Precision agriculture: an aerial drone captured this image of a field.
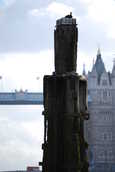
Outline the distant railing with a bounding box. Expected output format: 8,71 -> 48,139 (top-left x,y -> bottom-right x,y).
0,91 -> 43,105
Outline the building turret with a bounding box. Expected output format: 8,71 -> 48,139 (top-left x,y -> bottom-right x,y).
100,70 -> 111,87
86,49 -> 115,172
94,48 -> 106,83
111,60 -> 115,86
82,64 -> 86,76
112,60 -> 115,74
88,65 -> 97,89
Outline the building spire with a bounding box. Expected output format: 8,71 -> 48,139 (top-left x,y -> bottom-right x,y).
112,58 -> 115,74
91,49 -> 106,84
113,58 -> 115,66
97,47 -> 101,56
82,63 -> 86,76
93,58 -> 95,67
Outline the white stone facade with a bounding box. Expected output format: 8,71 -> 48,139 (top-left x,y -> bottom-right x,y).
86,49 -> 115,172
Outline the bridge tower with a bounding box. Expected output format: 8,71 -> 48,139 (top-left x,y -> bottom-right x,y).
40,14 -> 89,172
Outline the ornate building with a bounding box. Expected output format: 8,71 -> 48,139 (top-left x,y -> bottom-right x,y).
86,49 -> 115,172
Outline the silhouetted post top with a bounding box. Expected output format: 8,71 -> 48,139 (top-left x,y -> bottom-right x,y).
54,14 -> 78,74
56,15 -> 76,26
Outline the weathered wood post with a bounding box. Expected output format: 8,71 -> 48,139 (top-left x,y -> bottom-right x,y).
40,14 -> 89,172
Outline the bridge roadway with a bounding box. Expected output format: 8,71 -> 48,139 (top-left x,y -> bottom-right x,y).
0,91 -> 43,105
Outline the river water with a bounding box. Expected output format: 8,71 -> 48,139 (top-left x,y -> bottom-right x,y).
0,105 -> 44,171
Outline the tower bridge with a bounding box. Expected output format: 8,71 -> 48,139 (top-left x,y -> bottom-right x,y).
0,91 -> 43,105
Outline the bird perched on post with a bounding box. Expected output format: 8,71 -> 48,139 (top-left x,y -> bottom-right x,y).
65,12 -> 72,18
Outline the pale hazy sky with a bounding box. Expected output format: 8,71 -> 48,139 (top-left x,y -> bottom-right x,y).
0,0 -> 115,171
0,105 -> 44,171
0,0 -> 115,91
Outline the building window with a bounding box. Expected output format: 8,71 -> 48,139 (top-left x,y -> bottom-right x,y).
103,133 -> 107,140
109,92 -> 111,96
103,112 -> 112,121
102,79 -> 107,86
103,132 -> 112,141
103,91 -> 107,99
107,150 -> 113,160
104,115 -> 110,121
98,151 -> 105,161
